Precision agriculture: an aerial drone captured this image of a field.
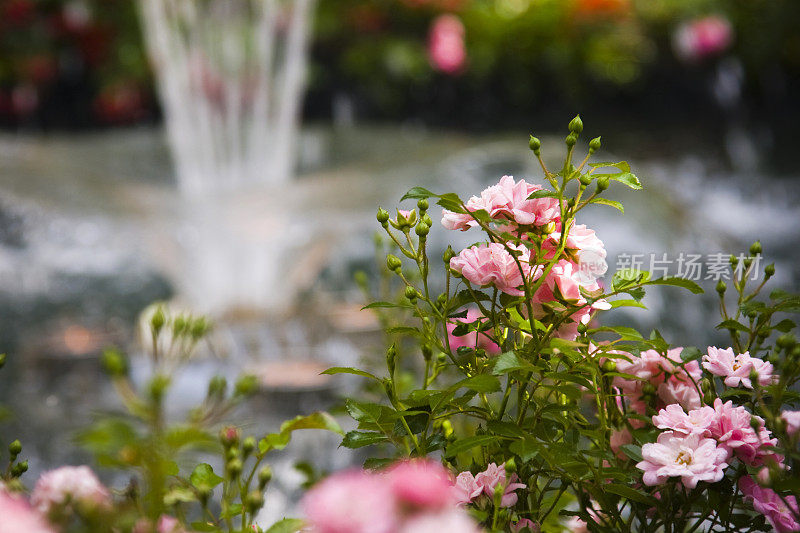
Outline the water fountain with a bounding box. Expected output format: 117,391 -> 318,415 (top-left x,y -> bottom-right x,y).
137,0 -> 316,314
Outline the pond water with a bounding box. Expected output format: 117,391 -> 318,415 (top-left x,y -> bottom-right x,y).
0,124 -> 797,525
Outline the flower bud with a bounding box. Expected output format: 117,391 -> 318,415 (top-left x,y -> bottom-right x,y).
226,458 -> 243,478
387,254 -> 402,273
405,285 -> 418,301
601,360 -> 616,373
750,416 -> 762,432
207,375 -> 227,398
417,199 -> 429,211
190,316 -> 211,340
569,115 -> 583,134
242,436 -> 256,457
101,348 -> 128,378
579,174 -> 592,187
700,378 -> 715,398
12,460 -> 28,477
749,369 -> 760,387
220,427 -> 240,449
565,133 -> 577,147
443,246 -> 455,264
729,254 -> 738,266
437,352 -> 447,364
716,280 -> 726,296
387,344 -> 398,377
246,490 -> 265,513
442,419 -> 454,439
234,374 -> 258,397
641,383 -> 656,397
150,306 -> 166,335
577,322 -> 588,335
542,221 -> 557,234
148,375 -> 170,404
777,334 -> 796,351
421,344 -> 433,361
422,213 -> 433,227
529,135 -> 541,155
8,440 -> 22,458
415,222 -> 429,237
596,176 -> 609,192
377,208 -> 390,225
765,263 -> 775,278
226,447 -> 239,461
750,241 -> 762,255
589,136 -> 601,153
258,466 -> 273,489
504,458 -> 517,474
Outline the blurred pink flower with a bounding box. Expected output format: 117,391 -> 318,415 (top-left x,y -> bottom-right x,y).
302,470 -> 397,533
386,459 -> 456,510
447,308 -> 502,355
397,509 -> 482,533
781,410 -> 800,437
739,475 -> 800,533
610,428 -> 633,459
673,15 -> 733,62
564,516 -> 588,533
31,465 -> 111,516
428,15 -> 466,74
636,431 -> 728,489
450,242 -> 529,296
511,518 -> 539,532
0,492 -> 55,533
702,346 -> 775,389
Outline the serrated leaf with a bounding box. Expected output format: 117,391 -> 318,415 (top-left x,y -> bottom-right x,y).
190,463 -> 223,491
492,352 -> 536,375
609,299 -> 647,309
589,198 -> 624,213
715,319 -> 751,333
445,435 -> 497,457
341,430 -> 387,449
400,186 -> 435,201
646,277 -> 704,294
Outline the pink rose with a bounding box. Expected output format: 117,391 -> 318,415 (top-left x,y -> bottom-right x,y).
739,476 -> 800,533
702,347 -> 775,389
637,431 -> 728,489
781,410 -> 800,437
398,509 -> 482,533
450,242 -> 530,296
0,492 -> 55,533
31,465 -> 111,516
610,428 -> 633,459
564,516 -> 588,533
441,176 -> 560,231
708,399 -> 779,466
428,15 -> 466,74
547,224 -> 608,284
447,308 -> 502,355
386,459 -> 456,510
652,404 -> 716,436
302,470 -> 397,533
511,518 -> 540,532
453,471 -> 482,505
474,463 -> 526,508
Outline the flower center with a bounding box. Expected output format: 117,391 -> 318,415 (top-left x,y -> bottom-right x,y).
675,451 -> 692,465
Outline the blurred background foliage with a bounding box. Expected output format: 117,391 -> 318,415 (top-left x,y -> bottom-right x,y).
1,0 -> 799,131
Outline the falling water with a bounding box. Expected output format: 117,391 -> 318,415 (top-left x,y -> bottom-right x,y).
138,0 -> 314,195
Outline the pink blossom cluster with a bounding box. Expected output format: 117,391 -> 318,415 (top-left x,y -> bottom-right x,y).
781,410 -> 800,438
702,346 -> 776,389
613,348 -> 703,419
454,462 -> 526,508
638,398 -> 783,489
133,516 -> 191,533
673,15 -> 733,62
446,308 -> 502,355
0,491 -> 56,533
442,176 -> 609,341
739,476 -> 800,533
428,14 -> 467,74
302,459 -> 481,533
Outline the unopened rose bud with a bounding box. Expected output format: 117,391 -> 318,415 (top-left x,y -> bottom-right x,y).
750,241 -> 762,255
415,222 -> 429,237
744,257 -> 753,269
387,254 -> 402,273
529,135 -> 541,155
12,460 -> 28,476
601,360 -> 616,373
246,490 -> 265,513
148,375 -> 170,403
504,458 -> 517,474
716,280 -> 726,295
258,466 -> 273,489
226,447 -> 239,461
443,246 -> 455,264
749,369 -> 760,387
421,344 -> 433,361
242,436 -> 256,457
542,222 -> 557,234
569,115 -> 583,134
589,136 -> 601,153
190,317 -> 210,340
642,383 -> 656,397
729,254 -> 738,266
234,374 -> 258,397
442,419 -> 454,439
220,427 -> 240,448
596,176 -> 609,192
377,208 -> 390,225
437,352 -> 447,364
101,348 -> 128,378
577,323 -> 588,335
750,417 -> 762,432
417,199 -> 429,211
422,213 -> 433,227
565,133 -> 577,147
579,174 -> 592,186
387,344 -> 398,377
207,375 -> 227,398
765,263 -> 775,278
8,440 -> 21,457
405,285 -> 418,301
227,458 -> 243,478
150,306 -> 166,335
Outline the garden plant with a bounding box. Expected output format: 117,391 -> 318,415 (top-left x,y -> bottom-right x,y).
1,117 -> 799,532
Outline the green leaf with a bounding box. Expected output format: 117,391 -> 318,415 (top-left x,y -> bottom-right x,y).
453,374 -> 501,393
646,277 -> 704,294
594,172 -> 641,189
589,198 -> 624,213
400,186 -> 435,201
619,444 -> 642,462
220,503 -> 243,518
603,483 -> 658,506
361,301 -> 413,310
341,430 -> 387,449
445,435 -> 497,457
279,412 -> 343,436
321,367 -> 380,381
190,463 -> 224,492
715,319 -> 751,334
265,518 -> 306,533
609,299 -> 647,309
492,352 -> 536,375
190,522 -> 219,532
590,161 -> 631,173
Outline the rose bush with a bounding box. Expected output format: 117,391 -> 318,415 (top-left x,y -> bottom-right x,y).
0,117 -> 798,532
